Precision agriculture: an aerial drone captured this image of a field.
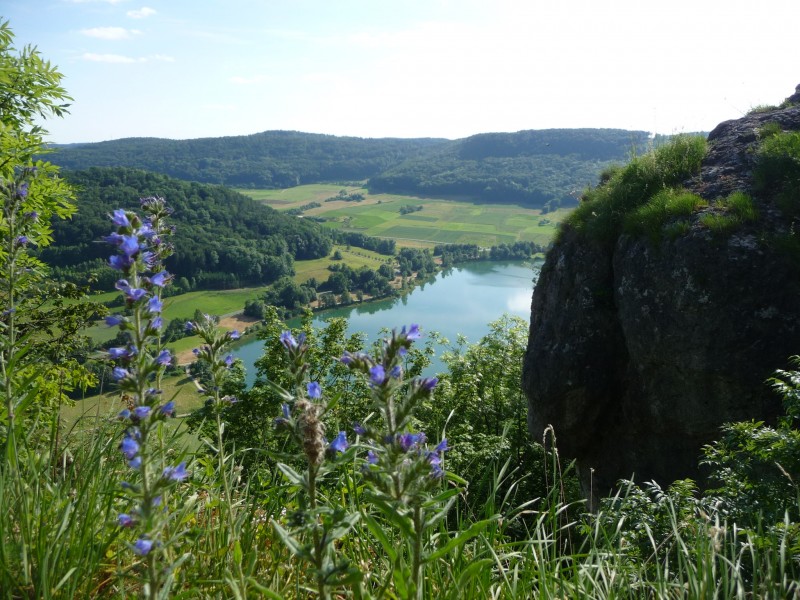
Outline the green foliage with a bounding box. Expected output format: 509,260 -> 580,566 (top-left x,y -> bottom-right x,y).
758,121 -> 783,140
370,128 -> 653,208
563,134 -> 708,245
754,130 -> 800,217
624,188 -> 707,244
698,191 -> 758,237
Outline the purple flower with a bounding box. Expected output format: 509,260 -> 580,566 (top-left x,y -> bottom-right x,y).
279,330 -> 297,350
340,353 -> 354,365
224,354 -> 234,367
150,270 -> 170,287
229,329 -> 241,340
150,316 -> 163,330
111,209 -> 130,228
125,287 -> 146,302
163,461 -> 189,482
282,403 -> 291,419
147,296 -> 163,314
107,347 -> 129,360
369,365 -> 386,386
16,182 -> 28,198
106,314 -> 124,327
119,235 -> 139,257
103,232 -> 124,246
367,450 -> 379,465
192,348 -> 200,356
329,431 -> 349,453
117,513 -> 135,528
398,347 -> 408,357
15,235 -> 28,246
108,254 -> 130,271
435,439 -> 448,453
185,321 -> 195,333
133,406 -> 151,419
160,401 -> 175,417
156,350 -> 172,366
353,422 -> 366,436
128,456 -> 142,469
132,538 -> 153,556
420,377 -> 438,391
120,436 -> 139,460
390,365 -> 402,379
307,381 -> 321,399
118,408 -> 131,420
112,367 -> 130,381
402,324 -> 421,341
398,432 -> 426,452
24,210 -> 38,221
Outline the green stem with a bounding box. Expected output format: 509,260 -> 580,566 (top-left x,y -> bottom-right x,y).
412,504 -> 423,600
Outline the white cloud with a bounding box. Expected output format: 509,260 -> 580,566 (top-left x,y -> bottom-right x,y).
80,53 -> 174,63
81,52 -> 136,63
80,27 -> 142,40
127,7 -> 156,19
67,0 -> 127,4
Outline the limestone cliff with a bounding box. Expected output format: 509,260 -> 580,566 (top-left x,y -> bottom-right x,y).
523,85 -> 800,499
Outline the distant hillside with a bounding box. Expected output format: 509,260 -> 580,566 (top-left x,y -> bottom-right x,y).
42,167 -> 334,291
48,128 -> 655,209
368,129 -> 652,209
48,131 -> 447,188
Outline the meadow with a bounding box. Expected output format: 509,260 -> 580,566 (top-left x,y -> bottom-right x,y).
242,185 -> 570,249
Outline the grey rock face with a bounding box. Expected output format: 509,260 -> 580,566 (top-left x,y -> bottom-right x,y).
523,88 -> 800,500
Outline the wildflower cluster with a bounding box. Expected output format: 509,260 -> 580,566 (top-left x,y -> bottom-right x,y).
104,198 -> 189,593
271,329 -> 361,597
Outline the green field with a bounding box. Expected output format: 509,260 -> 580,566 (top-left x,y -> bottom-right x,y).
241,185 -> 571,248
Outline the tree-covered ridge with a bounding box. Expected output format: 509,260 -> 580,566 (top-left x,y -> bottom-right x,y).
48,128 -> 659,209
42,167 -> 334,289
50,131 -> 447,188
368,128 -> 653,209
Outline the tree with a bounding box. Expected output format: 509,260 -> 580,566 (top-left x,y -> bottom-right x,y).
0,20 -> 97,456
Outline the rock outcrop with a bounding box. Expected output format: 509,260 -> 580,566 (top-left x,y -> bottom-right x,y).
523,86 -> 800,499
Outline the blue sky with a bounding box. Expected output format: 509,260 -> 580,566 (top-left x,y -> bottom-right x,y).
4,0 -> 799,143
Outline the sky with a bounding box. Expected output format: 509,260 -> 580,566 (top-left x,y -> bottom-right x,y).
4,0 -> 799,144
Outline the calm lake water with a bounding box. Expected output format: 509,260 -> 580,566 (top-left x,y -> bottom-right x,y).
235,260 -> 541,384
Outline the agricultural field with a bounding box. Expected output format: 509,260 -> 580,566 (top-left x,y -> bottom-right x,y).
241,185 -> 571,248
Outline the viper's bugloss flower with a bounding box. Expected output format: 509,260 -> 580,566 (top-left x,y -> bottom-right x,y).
369,365 -> 386,386
162,462 -> 189,482
106,314 -> 124,327
282,403 -> 291,419
224,353 -> 234,367
24,210 -> 38,221
160,401 -> 175,417
119,235 -> 140,257
15,235 -> 28,246
118,513 -> 135,528
307,381 -> 321,399
398,432 -> 426,452
128,456 -> 142,469
402,323 -> 421,341
132,538 -> 153,556
435,439 -> 448,453
185,321 -> 194,333
120,436 -> 139,460
353,422 -> 366,436
229,329 -> 240,340
420,377 -> 438,391
112,367 -> 130,381
111,209 -> 130,228
133,406 -> 151,420
367,450 -> 379,465
107,347 -> 129,360
280,330 -> 297,350
147,296 -> 163,314
156,350 -> 172,366
109,254 -> 131,271
329,431 -> 349,453
151,316 -> 163,331
118,408 -> 131,420
390,365 -> 402,379
150,270 -> 170,287
126,288 -> 147,302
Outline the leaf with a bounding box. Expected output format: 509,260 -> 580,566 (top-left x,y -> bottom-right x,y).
424,516 -> 499,562
277,463 -> 305,486
361,512 -> 397,562
271,521 -> 310,560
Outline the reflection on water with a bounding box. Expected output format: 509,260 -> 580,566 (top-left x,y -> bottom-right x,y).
235,261 -> 538,384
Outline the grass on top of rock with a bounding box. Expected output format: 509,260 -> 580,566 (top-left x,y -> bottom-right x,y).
755,130 -> 800,218
624,188 -> 707,245
562,134 -> 707,245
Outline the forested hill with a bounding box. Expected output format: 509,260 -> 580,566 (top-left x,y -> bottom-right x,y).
367,128 -> 652,209
49,131 -> 447,188
41,167 -> 334,290
49,128 -> 655,209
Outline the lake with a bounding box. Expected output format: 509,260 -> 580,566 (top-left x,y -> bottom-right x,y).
235,260 -> 541,384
